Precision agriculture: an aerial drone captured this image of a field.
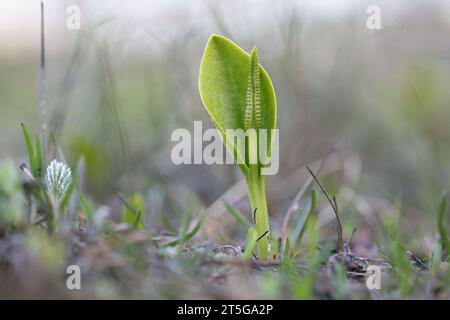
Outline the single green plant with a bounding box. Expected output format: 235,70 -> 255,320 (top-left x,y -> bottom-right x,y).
199,35 -> 277,258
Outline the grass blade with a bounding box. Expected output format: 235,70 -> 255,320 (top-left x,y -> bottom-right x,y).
223,201 -> 251,229
21,123 -> 35,176
80,194 -> 94,224
163,214 -> 204,247
283,237 -> 291,260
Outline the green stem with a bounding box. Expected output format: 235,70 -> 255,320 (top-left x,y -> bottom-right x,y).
245,164 -> 270,259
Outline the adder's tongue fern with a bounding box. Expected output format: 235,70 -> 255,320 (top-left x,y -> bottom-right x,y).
199,35 -> 277,259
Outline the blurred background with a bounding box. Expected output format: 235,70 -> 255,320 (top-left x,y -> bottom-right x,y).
1,0 -> 450,256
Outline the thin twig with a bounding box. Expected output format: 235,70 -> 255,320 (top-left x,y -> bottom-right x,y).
20,163 -> 35,181
306,165 -> 344,253
333,195 -> 338,212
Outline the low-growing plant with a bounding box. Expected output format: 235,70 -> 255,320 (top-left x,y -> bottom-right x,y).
199,35 -> 277,258
20,123 -> 77,232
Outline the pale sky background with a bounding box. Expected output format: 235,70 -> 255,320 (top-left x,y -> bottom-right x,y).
0,0 -> 449,56
0,0 -> 423,51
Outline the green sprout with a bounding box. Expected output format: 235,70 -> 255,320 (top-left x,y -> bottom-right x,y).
199,35 -> 277,258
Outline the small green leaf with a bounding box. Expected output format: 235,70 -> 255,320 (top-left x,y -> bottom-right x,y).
21,123 -> 35,176
223,201 -> 251,229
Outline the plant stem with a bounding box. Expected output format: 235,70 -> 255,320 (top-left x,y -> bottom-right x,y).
40,1 -> 47,150
245,164 -> 270,259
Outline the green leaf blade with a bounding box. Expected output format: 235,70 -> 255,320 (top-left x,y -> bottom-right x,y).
199,35 -> 277,166
223,201 -> 252,229
21,123 -> 35,176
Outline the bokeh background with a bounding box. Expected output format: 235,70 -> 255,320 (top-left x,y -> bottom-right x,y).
1,0 -> 450,269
